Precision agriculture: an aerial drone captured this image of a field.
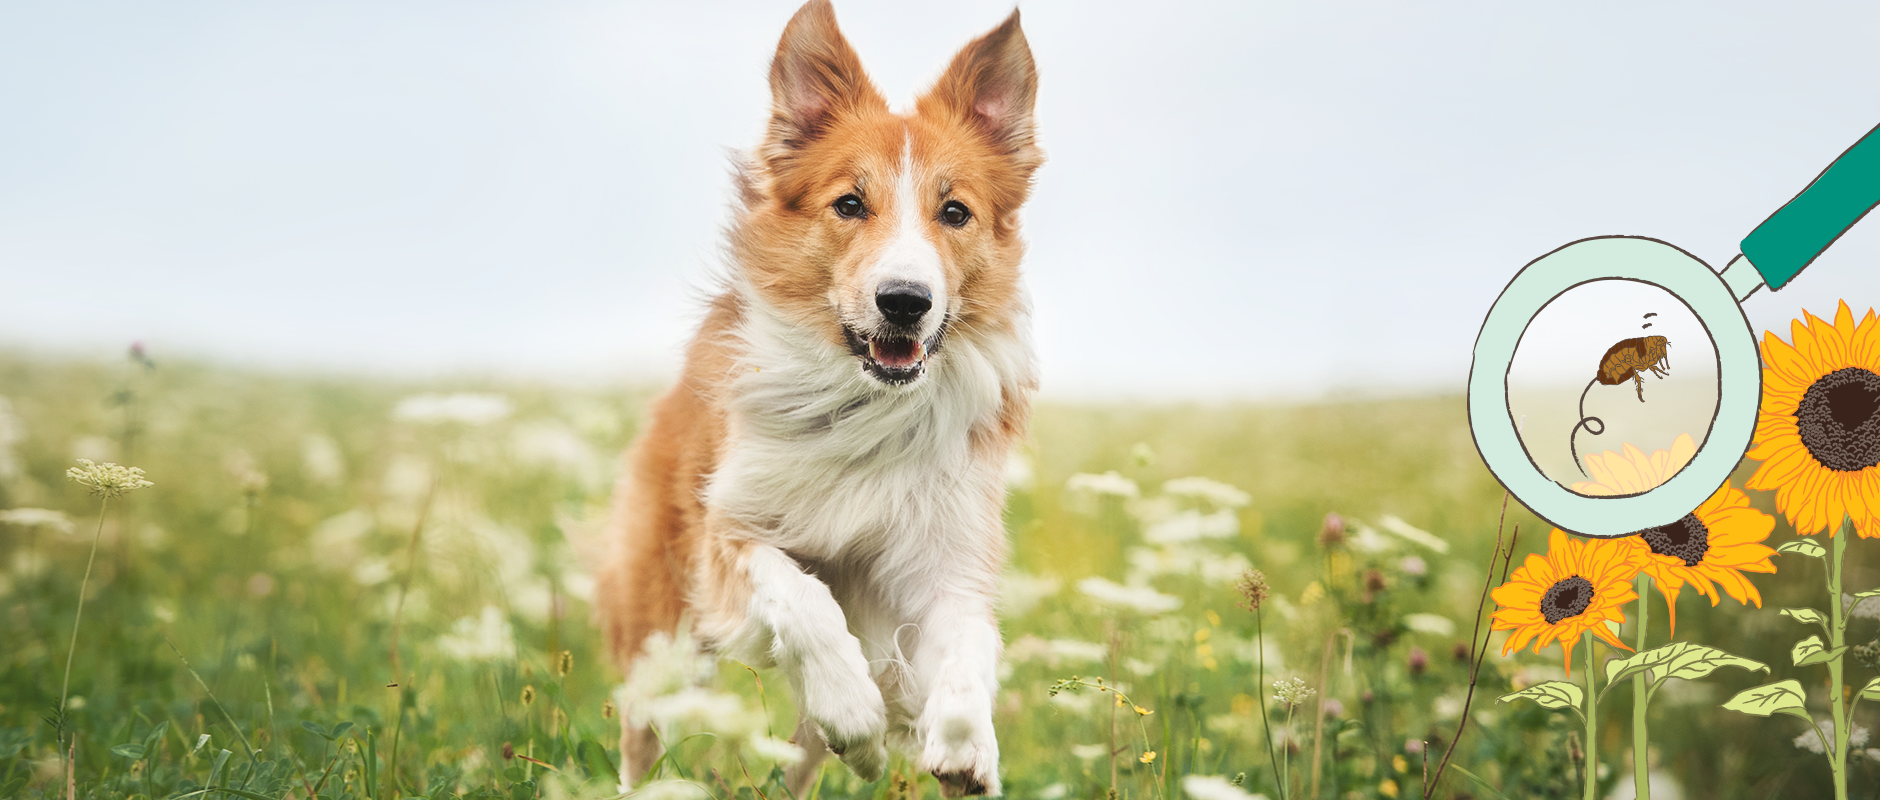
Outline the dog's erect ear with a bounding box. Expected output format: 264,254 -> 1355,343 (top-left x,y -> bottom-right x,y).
920,10 -> 1039,160
767,0 -> 884,152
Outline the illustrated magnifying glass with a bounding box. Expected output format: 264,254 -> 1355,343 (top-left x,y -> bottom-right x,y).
1470,123 -> 1880,538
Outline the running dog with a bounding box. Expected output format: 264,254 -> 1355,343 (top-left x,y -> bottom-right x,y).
593,1 -> 1041,795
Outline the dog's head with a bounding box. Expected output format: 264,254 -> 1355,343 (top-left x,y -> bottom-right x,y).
732,0 -> 1041,388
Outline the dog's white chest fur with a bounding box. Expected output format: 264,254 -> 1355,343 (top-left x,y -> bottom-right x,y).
706,301 -> 1031,573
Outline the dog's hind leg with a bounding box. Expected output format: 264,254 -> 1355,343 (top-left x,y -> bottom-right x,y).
783,715 -> 832,795
617,719 -> 661,792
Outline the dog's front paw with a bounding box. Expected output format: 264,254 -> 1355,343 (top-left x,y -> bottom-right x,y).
801,655 -> 888,782
918,689 -> 1000,796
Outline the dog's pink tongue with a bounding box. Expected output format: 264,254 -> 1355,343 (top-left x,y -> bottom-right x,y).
869,339 -> 922,368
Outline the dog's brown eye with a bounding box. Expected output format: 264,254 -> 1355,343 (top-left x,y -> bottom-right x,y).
833,194 -> 867,219
941,200 -> 971,228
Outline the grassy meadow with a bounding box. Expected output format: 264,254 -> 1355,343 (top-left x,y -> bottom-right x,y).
0,350 -> 1875,799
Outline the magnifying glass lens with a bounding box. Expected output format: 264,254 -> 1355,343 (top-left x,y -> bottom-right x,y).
1505,279 -> 1721,493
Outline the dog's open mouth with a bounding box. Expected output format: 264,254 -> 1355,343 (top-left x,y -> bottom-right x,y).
845,326 -> 942,385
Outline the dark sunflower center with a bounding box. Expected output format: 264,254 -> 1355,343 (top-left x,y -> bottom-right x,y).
1638,513 -> 1710,567
1540,575 -> 1595,625
1796,367 -> 1880,472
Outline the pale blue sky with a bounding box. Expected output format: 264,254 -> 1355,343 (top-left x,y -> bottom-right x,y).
2,1 -> 1877,399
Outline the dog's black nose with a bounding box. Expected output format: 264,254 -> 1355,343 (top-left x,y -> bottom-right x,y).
875,281 -> 932,327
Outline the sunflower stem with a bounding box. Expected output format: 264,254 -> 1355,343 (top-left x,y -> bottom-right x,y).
1632,572 -> 1650,800
1829,518 -> 1851,800
1584,631 -> 1598,800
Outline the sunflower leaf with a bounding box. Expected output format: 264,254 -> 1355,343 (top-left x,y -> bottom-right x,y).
1861,677 -> 1880,702
1780,608 -> 1829,632
1778,539 -> 1826,558
1498,681 -> 1584,718
1721,680 -> 1811,719
1854,588 -> 1880,599
1605,643 -> 1689,685
1792,635 -> 1849,667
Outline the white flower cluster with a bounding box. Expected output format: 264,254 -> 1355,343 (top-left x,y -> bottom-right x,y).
1181,774 -> 1270,800
613,626 -> 803,778
1078,576 -> 1182,615
1065,471 -> 1140,500
392,393 -> 513,426
1796,721 -> 1870,755
435,606 -> 515,661
66,459 -> 154,499
1271,676 -> 1315,707
0,508 -> 75,536
1161,477 -> 1251,509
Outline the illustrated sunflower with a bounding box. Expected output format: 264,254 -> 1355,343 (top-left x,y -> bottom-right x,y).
1613,480 -> 1778,634
1745,301 -> 1880,537
1572,433 -> 1698,497
1492,529 -> 1644,673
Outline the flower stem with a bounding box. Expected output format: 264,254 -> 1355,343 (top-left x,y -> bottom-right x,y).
1829,518 -> 1851,800
1257,610 -> 1284,799
59,498 -> 110,792
1584,631 -> 1598,800
1633,572 -> 1651,800
1283,704 -> 1296,800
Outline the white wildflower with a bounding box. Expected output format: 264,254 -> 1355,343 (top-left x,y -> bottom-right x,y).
1125,658 -> 1158,676
1065,471 -> 1139,499
1050,691 -> 1096,714
302,434 -> 347,485
1272,677 -> 1314,707
1070,743 -> 1109,763
1399,555 -> 1428,576
152,603 -> 176,623
745,734 -> 805,766
1037,783 -> 1070,800
1347,523 -> 1394,553
641,687 -> 764,739
1079,576 -> 1181,615
1007,635 -> 1108,666
627,780 -> 711,800
514,422 -> 602,489
1181,774 -> 1269,800
999,571 -> 1062,616
1844,594 -> 1880,621
616,627 -> 718,717
65,459 -> 153,498
1377,514 -> 1450,553
1433,690 -> 1467,721
392,393 -> 512,426
435,606 -> 514,661
1004,451 -> 1036,492
1796,721 -> 1833,754
224,450 -> 268,493
1162,477 -> 1251,509
1144,509 -> 1239,544
1404,613 -> 1456,636
352,558 -> 394,586
0,508 -> 75,536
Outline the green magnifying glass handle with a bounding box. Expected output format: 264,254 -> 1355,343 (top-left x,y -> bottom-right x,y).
1740,121 -> 1880,290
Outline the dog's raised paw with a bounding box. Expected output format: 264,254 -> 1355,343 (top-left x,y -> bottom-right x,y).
934,770 -> 990,797
827,735 -> 888,783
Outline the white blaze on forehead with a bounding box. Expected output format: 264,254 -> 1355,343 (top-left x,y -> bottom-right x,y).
865,134 -> 947,334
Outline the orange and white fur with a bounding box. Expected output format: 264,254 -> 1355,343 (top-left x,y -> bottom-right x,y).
592,2 -> 1039,795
